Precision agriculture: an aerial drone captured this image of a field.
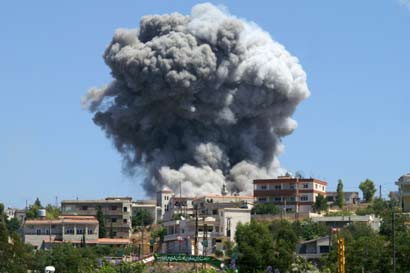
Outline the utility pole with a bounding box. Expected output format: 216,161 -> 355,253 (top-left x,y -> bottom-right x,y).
392,208 -> 396,273
194,205 -> 198,256
226,217 -> 232,242
203,223 -> 208,256
337,237 -> 345,273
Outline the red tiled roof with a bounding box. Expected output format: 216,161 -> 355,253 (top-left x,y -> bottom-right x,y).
25,215 -> 98,225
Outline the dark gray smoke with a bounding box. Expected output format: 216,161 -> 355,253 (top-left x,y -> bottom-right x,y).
82,3 -> 310,196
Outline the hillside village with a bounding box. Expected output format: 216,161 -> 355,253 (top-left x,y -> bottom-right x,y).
2,173 -> 409,272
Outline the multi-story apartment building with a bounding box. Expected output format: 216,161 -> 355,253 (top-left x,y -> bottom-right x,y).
396,173 -> 410,212
61,197 -> 132,239
23,215 -> 130,249
24,215 -> 99,249
253,175 -> 327,213
161,194 -> 253,254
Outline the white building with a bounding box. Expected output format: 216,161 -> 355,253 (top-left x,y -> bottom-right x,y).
160,193 -> 253,255
311,215 -> 381,232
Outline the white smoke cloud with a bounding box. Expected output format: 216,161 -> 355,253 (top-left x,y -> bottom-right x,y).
83,3 -> 310,196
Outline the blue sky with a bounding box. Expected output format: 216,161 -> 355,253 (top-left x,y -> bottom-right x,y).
1,1 -> 409,208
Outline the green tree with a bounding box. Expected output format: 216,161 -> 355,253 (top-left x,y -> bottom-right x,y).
33,243 -> 97,273
312,194 -> 328,213
25,198 -> 44,219
336,179 -> 344,208
359,178 -> 376,202
97,206 -> 106,238
151,226 -> 166,244
0,203 -> 33,273
292,220 -> 328,240
236,221 -> 276,272
324,223 -> 390,273
45,204 -> 61,219
132,209 -> 153,227
6,217 -> 21,233
251,203 -> 280,215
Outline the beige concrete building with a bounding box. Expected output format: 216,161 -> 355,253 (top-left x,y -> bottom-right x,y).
254,175 -> 327,213
24,215 -> 99,249
61,197 -> 132,238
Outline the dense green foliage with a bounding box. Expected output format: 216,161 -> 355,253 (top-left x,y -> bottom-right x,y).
97,205 -> 106,238
132,209 -> 154,227
0,203 -> 34,273
236,221 -> 277,272
312,194 -> 328,213
359,178 -> 377,202
251,202 -> 281,215
336,179 -> 344,208
24,198 -> 61,220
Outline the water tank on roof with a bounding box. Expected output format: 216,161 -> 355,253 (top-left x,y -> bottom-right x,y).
37,209 -> 46,218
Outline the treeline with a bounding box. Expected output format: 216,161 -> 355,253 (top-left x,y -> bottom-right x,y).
236,198 -> 410,273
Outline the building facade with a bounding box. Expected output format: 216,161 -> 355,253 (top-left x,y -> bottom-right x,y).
396,173 -> 410,212
326,192 -> 359,205
161,194 -> 253,255
296,236 -> 331,260
132,199 -> 161,224
61,197 -> 132,238
24,215 -> 99,249
253,176 -> 327,213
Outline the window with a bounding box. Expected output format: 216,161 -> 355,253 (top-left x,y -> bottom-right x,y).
111,218 -> 117,223
36,229 -> 41,235
65,228 -> 74,235
111,206 -> 118,210
261,185 -> 267,190
77,228 -> 85,235
301,195 -> 308,201
315,184 -> 318,189
274,197 -> 281,202
275,185 -> 281,190
258,197 -> 267,202
123,219 -> 127,224
320,246 -> 330,253
212,209 -> 218,215
81,206 -> 88,211
290,184 -> 295,190
303,184 -> 309,189
51,225 -> 56,229
123,207 -> 128,212
88,229 -> 93,235
46,229 -> 50,235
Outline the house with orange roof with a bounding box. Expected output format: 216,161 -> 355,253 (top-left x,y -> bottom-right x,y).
23,215 -> 129,249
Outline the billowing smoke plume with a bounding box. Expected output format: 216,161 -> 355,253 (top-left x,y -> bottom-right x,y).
83,3 -> 310,196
